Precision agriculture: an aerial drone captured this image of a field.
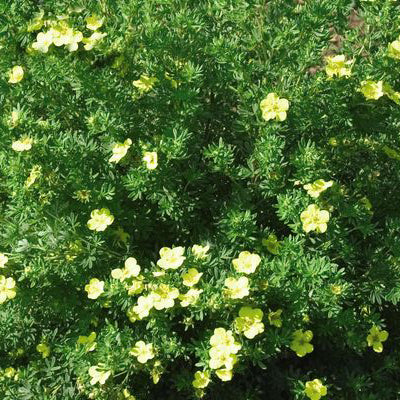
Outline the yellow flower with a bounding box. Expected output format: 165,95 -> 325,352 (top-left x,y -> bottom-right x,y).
215,368 -> 233,381
152,284 -> 180,310
109,139 -> 132,163
182,268 -> 203,287
367,325 -> 388,353
127,276 -> 145,296
210,328 -> 241,354
86,15 -> 104,31
25,165 -> 41,188
290,329 -> 314,357
304,379 -> 327,400
12,137 -> 33,152
48,22 -> 72,47
87,208 -> 114,231
84,278 -> 104,299
300,204 -> 330,234
121,388 -> 136,400
360,80 -> 384,100
268,309 -> 283,328
77,332 -> 97,352
111,257 -> 141,281
262,234 -> 281,255
4,367 -> 16,379
133,75 -> 157,92
331,284 -> 342,295
65,30 -> 83,52
224,276 -> 249,299
179,288 -> 203,307
235,306 -> 264,339
36,343 -> 50,358
192,371 -> 210,389
388,38 -> 400,60
82,31 -> 107,50
143,151 -> 158,170
192,244 -> 210,259
209,348 -> 238,370
0,253 -> 8,268
303,179 -> 333,198
88,365 -> 111,385
157,246 -> 185,270
232,251 -> 261,274
129,294 -> 155,320
32,31 -> 54,53
8,66 -> 24,84
0,275 -> 16,304
325,55 -> 352,78
259,93 -> 289,122
130,341 -> 155,363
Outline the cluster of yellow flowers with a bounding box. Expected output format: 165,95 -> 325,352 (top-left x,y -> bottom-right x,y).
31,15 -> 106,53
207,328 -> 241,382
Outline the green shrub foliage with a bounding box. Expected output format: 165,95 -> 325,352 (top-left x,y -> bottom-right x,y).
1,0 -> 400,399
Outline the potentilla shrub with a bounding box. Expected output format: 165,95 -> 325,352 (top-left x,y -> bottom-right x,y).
1,0 -> 400,399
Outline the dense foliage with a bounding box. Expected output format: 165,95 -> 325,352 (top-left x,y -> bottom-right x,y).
1,0 -> 400,398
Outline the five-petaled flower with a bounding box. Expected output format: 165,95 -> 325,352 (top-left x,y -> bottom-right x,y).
360,80 -> 384,100
259,93 -> 289,122
85,278 -> 105,299
290,329 -> 314,357
8,66 -> 24,83
367,325 -> 388,353
304,379 -> 328,400
87,208 -> 114,231
325,55 -> 352,78
88,365 -> 111,385
130,341 -> 155,363
300,204 -> 330,233
234,306 -> 265,339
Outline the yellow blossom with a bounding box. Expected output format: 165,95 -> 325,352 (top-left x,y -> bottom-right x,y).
259,93 -> 289,122
325,55 -> 352,78
130,341 -> 155,363
182,268 -> 203,287
129,294 -> 155,320
192,371 -> 210,388
367,325 -> 388,353
215,368 -> 233,381
268,309 -> 283,328
179,288 -> 203,307
8,66 -> 24,84
86,15 -> 104,31
133,75 -> 157,92
12,137 -> 33,152
290,329 -> 314,357
235,306 -> 264,339
157,246 -> 185,270
87,208 -> 114,231
232,251 -> 261,274
143,151 -> 158,170
224,276 -> 249,299
36,343 -> 50,358
0,253 -> 8,268
111,257 -> 141,281
88,365 -> 111,385
109,139 -> 132,163
305,379 -> 327,400
152,284 -> 180,310
84,278 -> 104,299
303,179 -> 333,198
360,80 -> 384,100
127,276 -> 145,296
331,284 -> 342,295
388,37 -> 400,60
65,30 -> 83,52
209,348 -> 237,370
300,204 -> 330,234
121,388 -> 136,400
4,367 -> 16,379
192,244 -> 210,259
32,31 -> 54,53
210,328 -> 241,354
0,275 -> 16,304
77,332 -> 97,352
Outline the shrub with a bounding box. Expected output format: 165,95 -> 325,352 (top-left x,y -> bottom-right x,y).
1,0 -> 400,399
